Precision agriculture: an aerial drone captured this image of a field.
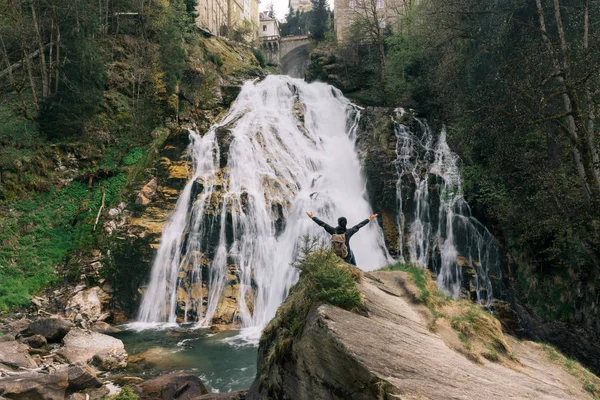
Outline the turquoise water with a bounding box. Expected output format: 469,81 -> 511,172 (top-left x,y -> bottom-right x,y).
111,326 -> 257,393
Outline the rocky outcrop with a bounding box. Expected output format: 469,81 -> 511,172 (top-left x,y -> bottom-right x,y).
133,372 -> 208,399
248,271 -> 598,399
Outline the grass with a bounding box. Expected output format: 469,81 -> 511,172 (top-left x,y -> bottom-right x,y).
382,262 -> 516,364
0,174 -> 128,310
539,344 -> 600,398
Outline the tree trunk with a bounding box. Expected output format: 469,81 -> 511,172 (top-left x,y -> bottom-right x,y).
535,0 -> 596,201
30,0 -> 49,97
0,35 -> 30,118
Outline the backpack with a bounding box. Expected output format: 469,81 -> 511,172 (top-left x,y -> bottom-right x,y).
331,233 -> 349,259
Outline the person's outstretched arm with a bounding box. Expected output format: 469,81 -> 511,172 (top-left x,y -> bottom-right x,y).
306,211 -> 336,234
347,214 -> 379,236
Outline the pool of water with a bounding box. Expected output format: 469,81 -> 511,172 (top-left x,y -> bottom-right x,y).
110,326 -> 258,393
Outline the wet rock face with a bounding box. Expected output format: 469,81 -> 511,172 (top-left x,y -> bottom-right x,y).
109,129 -> 192,316
133,372 -> 208,400
354,107 -> 400,256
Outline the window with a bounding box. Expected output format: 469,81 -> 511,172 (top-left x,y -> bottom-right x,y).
376,0 -> 384,8
263,25 -> 267,32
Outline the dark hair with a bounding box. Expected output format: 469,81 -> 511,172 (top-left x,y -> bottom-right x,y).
337,217 -> 347,228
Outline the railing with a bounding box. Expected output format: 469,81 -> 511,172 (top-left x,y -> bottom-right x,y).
260,35 -> 280,41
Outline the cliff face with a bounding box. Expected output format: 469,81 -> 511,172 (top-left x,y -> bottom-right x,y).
248,269 -> 599,400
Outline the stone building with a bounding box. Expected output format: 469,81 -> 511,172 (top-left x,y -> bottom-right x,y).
334,0 -> 406,41
259,11 -> 280,66
289,0 -> 313,13
196,0 -> 260,40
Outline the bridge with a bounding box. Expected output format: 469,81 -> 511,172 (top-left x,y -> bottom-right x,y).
261,35 -> 314,78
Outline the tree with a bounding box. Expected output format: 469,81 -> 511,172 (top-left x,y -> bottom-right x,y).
310,0 -> 329,40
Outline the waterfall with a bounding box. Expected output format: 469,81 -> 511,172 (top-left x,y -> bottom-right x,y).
137,75 -> 391,329
394,110 -> 500,305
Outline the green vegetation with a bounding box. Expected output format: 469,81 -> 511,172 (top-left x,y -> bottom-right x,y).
383,0 -> 600,327
384,263 -> 515,364
110,387 -> 139,400
540,344 -> 600,398
309,0 -> 600,330
260,237 -> 362,369
0,0 -> 264,311
280,6 -> 334,41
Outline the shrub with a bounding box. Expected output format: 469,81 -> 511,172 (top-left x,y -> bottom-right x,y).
111,387 -> 139,400
123,147 -> 145,166
252,48 -> 267,68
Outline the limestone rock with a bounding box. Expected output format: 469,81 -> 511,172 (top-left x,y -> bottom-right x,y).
133,372 -> 208,399
248,271 -> 598,400
57,328 -> 127,371
65,287 -> 109,322
66,361 -> 103,391
0,369 -> 69,400
22,334 -> 47,349
0,341 -> 37,370
28,317 -> 74,342
136,177 -> 158,206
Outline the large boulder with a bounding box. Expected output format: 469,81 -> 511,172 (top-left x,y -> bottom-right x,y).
0,369 -> 69,400
66,361 -> 103,392
28,317 -> 74,342
65,287 -> 109,322
57,328 -> 127,370
133,372 -> 208,399
248,271 -> 598,400
0,341 -> 37,370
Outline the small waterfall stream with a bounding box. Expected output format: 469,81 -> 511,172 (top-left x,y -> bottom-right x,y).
393,110 -> 501,304
137,76 -> 391,330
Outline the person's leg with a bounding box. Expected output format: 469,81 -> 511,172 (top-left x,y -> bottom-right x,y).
348,250 -> 357,266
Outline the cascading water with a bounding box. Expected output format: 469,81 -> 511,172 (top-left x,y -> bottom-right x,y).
137,75 -> 391,330
394,110 -> 501,305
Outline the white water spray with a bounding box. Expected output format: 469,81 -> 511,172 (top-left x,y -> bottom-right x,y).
138,76 -> 391,329
394,111 -> 499,304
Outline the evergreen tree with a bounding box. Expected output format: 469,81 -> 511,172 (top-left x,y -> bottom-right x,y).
310,0 -> 329,40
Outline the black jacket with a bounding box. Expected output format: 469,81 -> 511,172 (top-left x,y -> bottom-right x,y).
312,217 -> 370,259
